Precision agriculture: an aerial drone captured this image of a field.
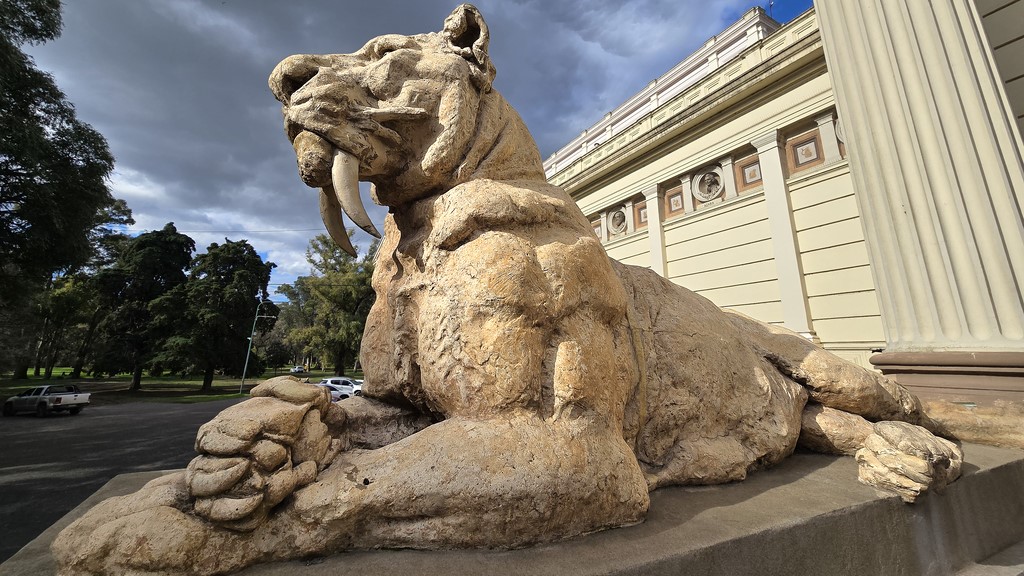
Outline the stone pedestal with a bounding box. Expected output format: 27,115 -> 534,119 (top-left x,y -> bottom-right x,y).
6,446 -> 1024,576
814,0 -> 1024,402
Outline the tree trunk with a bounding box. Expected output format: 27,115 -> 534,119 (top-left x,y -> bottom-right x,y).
131,364 -> 143,391
71,309 -> 101,379
43,322 -> 66,380
202,366 -> 215,392
70,363 -> 84,380
12,361 -> 29,380
333,347 -> 346,376
33,316 -> 51,377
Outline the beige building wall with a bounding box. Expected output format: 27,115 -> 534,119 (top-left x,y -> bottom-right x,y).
553,2 -> 1024,401
604,232 -> 650,269
550,9 -> 885,367
665,195 -> 781,324
790,163 -> 885,366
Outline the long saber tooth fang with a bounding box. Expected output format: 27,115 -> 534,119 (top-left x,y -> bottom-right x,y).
319,185 -> 357,257
332,149 -> 382,239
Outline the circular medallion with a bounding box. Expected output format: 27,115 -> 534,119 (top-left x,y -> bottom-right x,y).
694,171 -> 723,202
609,208 -> 628,234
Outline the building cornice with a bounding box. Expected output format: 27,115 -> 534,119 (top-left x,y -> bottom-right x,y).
563,31 -> 825,201
543,7 -> 783,178
548,9 -> 822,198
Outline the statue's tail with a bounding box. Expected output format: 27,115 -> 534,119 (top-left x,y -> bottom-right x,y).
921,400 -> 1024,449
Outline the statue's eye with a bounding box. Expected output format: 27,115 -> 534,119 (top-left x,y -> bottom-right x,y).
375,44 -> 398,58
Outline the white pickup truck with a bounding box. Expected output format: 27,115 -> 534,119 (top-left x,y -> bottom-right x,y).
3,384 -> 91,417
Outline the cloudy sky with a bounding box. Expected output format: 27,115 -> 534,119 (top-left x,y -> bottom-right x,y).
28,0 -> 812,299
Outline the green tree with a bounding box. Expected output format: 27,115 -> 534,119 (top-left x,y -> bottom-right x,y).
273,278 -> 314,367
66,219 -> 134,379
0,0 -> 119,298
280,233 -> 376,376
0,0 -> 126,376
29,273 -> 92,378
261,337 -> 294,375
26,203 -> 134,378
91,223 -> 195,389
158,239 -> 276,391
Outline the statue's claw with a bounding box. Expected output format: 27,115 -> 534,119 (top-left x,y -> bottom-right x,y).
185,376 -> 342,530
855,421 -> 962,503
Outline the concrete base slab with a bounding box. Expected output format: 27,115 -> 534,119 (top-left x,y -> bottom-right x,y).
4,444 -> 1024,576
957,540 -> 1024,576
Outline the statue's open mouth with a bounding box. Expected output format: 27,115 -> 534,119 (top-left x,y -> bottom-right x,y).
288,104 -> 428,256
291,129 -> 380,257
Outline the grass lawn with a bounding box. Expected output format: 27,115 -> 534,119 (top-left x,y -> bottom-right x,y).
0,367 -> 365,405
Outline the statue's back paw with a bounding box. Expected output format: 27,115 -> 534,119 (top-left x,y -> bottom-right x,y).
855,421 -> 963,502
186,377 -> 342,530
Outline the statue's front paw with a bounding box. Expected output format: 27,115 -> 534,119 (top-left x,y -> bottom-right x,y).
186,377 -> 342,530
855,421 -> 962,502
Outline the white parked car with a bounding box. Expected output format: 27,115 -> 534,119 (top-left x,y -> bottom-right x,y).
317,378 -> 357,401
3,385 -> 90,417
289,365 -> 305,374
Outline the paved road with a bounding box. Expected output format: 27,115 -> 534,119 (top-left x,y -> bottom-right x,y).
0,399 -> 243,563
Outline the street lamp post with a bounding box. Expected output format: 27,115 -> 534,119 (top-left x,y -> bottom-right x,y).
240,300 -> 276,394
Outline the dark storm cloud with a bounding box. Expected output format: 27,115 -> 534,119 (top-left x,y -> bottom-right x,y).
26,0 -> 799,287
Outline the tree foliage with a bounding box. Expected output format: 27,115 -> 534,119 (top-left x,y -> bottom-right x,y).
90,223 -> 195,389
158,239 -> 277,390
277,233 -> 376,375
0,0 -> 120,301
0,0 -> 62,46
0,2 -> 383,388
0,0 -> 128,376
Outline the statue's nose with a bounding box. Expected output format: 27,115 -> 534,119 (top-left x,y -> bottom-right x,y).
269,55 -> 324,104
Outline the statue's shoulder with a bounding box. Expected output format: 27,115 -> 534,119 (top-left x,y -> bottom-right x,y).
428,179 -> 584,251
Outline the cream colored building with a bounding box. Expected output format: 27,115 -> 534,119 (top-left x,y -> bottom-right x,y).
547,1 -> 1024,404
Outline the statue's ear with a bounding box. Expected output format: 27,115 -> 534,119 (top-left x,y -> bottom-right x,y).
442,4 -> 496,90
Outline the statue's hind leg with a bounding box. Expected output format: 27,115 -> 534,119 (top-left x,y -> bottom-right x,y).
798,404 -> 962,502
727,310 -> 934,426
720,312 -> 963,501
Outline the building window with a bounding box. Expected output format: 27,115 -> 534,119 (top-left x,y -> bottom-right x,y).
591,219 -> 602,240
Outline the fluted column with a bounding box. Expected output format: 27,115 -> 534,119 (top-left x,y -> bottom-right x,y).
680,174 -> 695,213
753,131 -> 815,338
814,112 -> 842,166
815,0 -> 1024,401
720,156 -> 739,200
643,185 -> 668,277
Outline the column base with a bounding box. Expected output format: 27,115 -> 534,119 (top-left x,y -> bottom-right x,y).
870,351 -> 1024,406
